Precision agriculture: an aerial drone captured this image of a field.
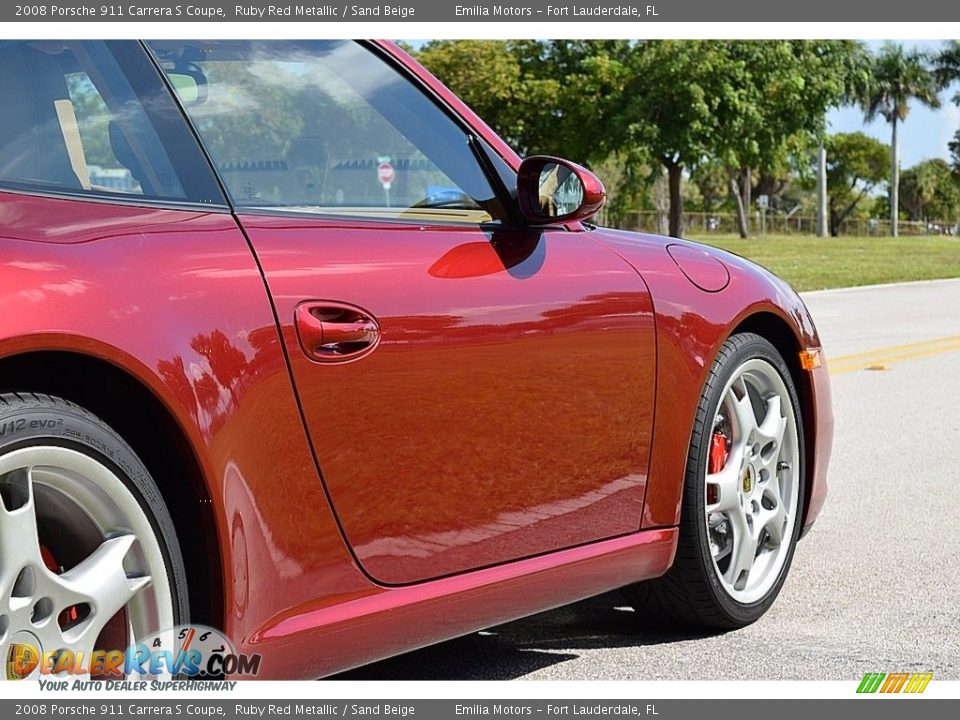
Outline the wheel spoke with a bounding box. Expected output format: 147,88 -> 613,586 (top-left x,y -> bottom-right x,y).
756,395 -> 787,467
706,447 -> 742,513
0,468 -> 42,596
53,535 -> 151,645
724,507 -> 758,588
731,386 -> 758,440
758,482 -> 788,547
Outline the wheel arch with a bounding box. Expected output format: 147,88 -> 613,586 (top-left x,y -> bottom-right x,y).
727,311 -> 818,532
0,348 -> 224,630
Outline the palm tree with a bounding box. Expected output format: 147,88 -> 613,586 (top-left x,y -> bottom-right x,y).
859,43 -> 941,236
934,40 -> 960,101
937,42 -> 960,187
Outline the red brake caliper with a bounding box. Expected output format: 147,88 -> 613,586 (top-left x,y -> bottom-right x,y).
707,432 -> 729,505
40,545 -> 79,625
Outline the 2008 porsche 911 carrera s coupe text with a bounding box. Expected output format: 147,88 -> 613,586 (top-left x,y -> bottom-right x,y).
0,40 -> 832,679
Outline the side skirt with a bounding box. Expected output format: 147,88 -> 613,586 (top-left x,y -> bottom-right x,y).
247,527 -> 678,678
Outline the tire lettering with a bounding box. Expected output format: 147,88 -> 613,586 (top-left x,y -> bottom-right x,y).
29,419 -> 64,429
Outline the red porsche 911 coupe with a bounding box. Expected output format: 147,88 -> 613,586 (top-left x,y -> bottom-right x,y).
0,40 -> 832,679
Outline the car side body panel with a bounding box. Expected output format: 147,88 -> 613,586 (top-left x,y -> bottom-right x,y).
237,215 -> 658,586
0,190 -> 362,669
0,191 -> 675,678
0,39 -> 832,679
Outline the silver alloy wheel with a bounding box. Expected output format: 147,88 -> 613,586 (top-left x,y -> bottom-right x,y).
705,358 -> 800,605
0,445 -> 174,679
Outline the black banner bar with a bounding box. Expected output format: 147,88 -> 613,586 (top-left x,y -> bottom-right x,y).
0,699 -> 957,719
3,1 -> 960,22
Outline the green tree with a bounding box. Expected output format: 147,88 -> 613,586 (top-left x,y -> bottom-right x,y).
613,40 -> 867,238
416,40 -> 642,217
415,41 -> 556,156
510,40 -> 633,163
824,132 -> 889,236
899,159 -> 959,223
713,41 -> 870,238
935,42 -> 960,182
951,132 -> 960,179
859,43 -> 941,236
613,41 -> 737,238
591,150 -> 652,227
692,160 -> 728,215
415,40 -> 631,164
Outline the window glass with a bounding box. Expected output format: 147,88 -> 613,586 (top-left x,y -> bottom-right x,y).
65,71 -> 143,194
0,41 -> 223,205
146,40 -> 506,224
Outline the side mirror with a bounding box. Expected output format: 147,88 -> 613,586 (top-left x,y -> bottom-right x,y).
516,156 -> 605,224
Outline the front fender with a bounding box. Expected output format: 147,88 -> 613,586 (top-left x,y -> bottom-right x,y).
590,229 -> 832,532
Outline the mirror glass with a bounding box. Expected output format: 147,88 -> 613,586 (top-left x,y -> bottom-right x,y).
168,72 -> 202,105
537,162 -> 584,218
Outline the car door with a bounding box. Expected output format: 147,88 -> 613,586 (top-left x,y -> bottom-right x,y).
148,39 -> 658,585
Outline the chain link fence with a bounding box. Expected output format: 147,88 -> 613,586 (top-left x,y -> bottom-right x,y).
597,210 -> 960,237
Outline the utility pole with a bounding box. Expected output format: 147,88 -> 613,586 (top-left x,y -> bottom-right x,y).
890,116 -> 899,237
816,143 -> 827,237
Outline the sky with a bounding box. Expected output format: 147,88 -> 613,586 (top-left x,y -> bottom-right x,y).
826,40 -> 958,168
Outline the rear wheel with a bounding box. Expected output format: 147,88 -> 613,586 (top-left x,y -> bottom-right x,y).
626,333 -> 804,628
0,393 -> 187,678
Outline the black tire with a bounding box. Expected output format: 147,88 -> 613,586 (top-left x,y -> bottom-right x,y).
0,392 -> 189,627
624,333 -> 805,629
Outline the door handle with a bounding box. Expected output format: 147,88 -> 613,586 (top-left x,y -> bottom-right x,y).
294,302 -> 381,363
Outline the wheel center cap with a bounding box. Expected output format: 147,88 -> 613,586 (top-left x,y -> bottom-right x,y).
741,466 -> 754,494
5,630 -> 42,680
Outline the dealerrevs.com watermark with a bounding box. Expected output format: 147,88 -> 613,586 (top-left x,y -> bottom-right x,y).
5,625 -> 259,685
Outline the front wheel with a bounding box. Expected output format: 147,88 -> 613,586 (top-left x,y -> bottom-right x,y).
0,393 -> 188,679
625,333 -> 805,629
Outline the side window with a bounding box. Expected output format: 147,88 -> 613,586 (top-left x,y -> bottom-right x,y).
0,41 -> 223,205
65,71 -> 144,195
146,40 -> 508,224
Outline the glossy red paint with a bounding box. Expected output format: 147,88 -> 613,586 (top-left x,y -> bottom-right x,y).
0,190 -> 361,662
591,231 -> 832,532
804,362 -> 833,530
237,214 -> 657,585
251,527 -> 677,679
0,39 -> 832,679
666,243 -> 731,292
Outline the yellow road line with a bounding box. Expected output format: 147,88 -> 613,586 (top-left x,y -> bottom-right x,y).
829,334 -> 960,375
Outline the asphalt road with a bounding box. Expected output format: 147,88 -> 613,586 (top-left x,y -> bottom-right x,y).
338,278 -> 960,681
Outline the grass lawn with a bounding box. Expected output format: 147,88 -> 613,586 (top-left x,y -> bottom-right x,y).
686,234 -> 960,292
